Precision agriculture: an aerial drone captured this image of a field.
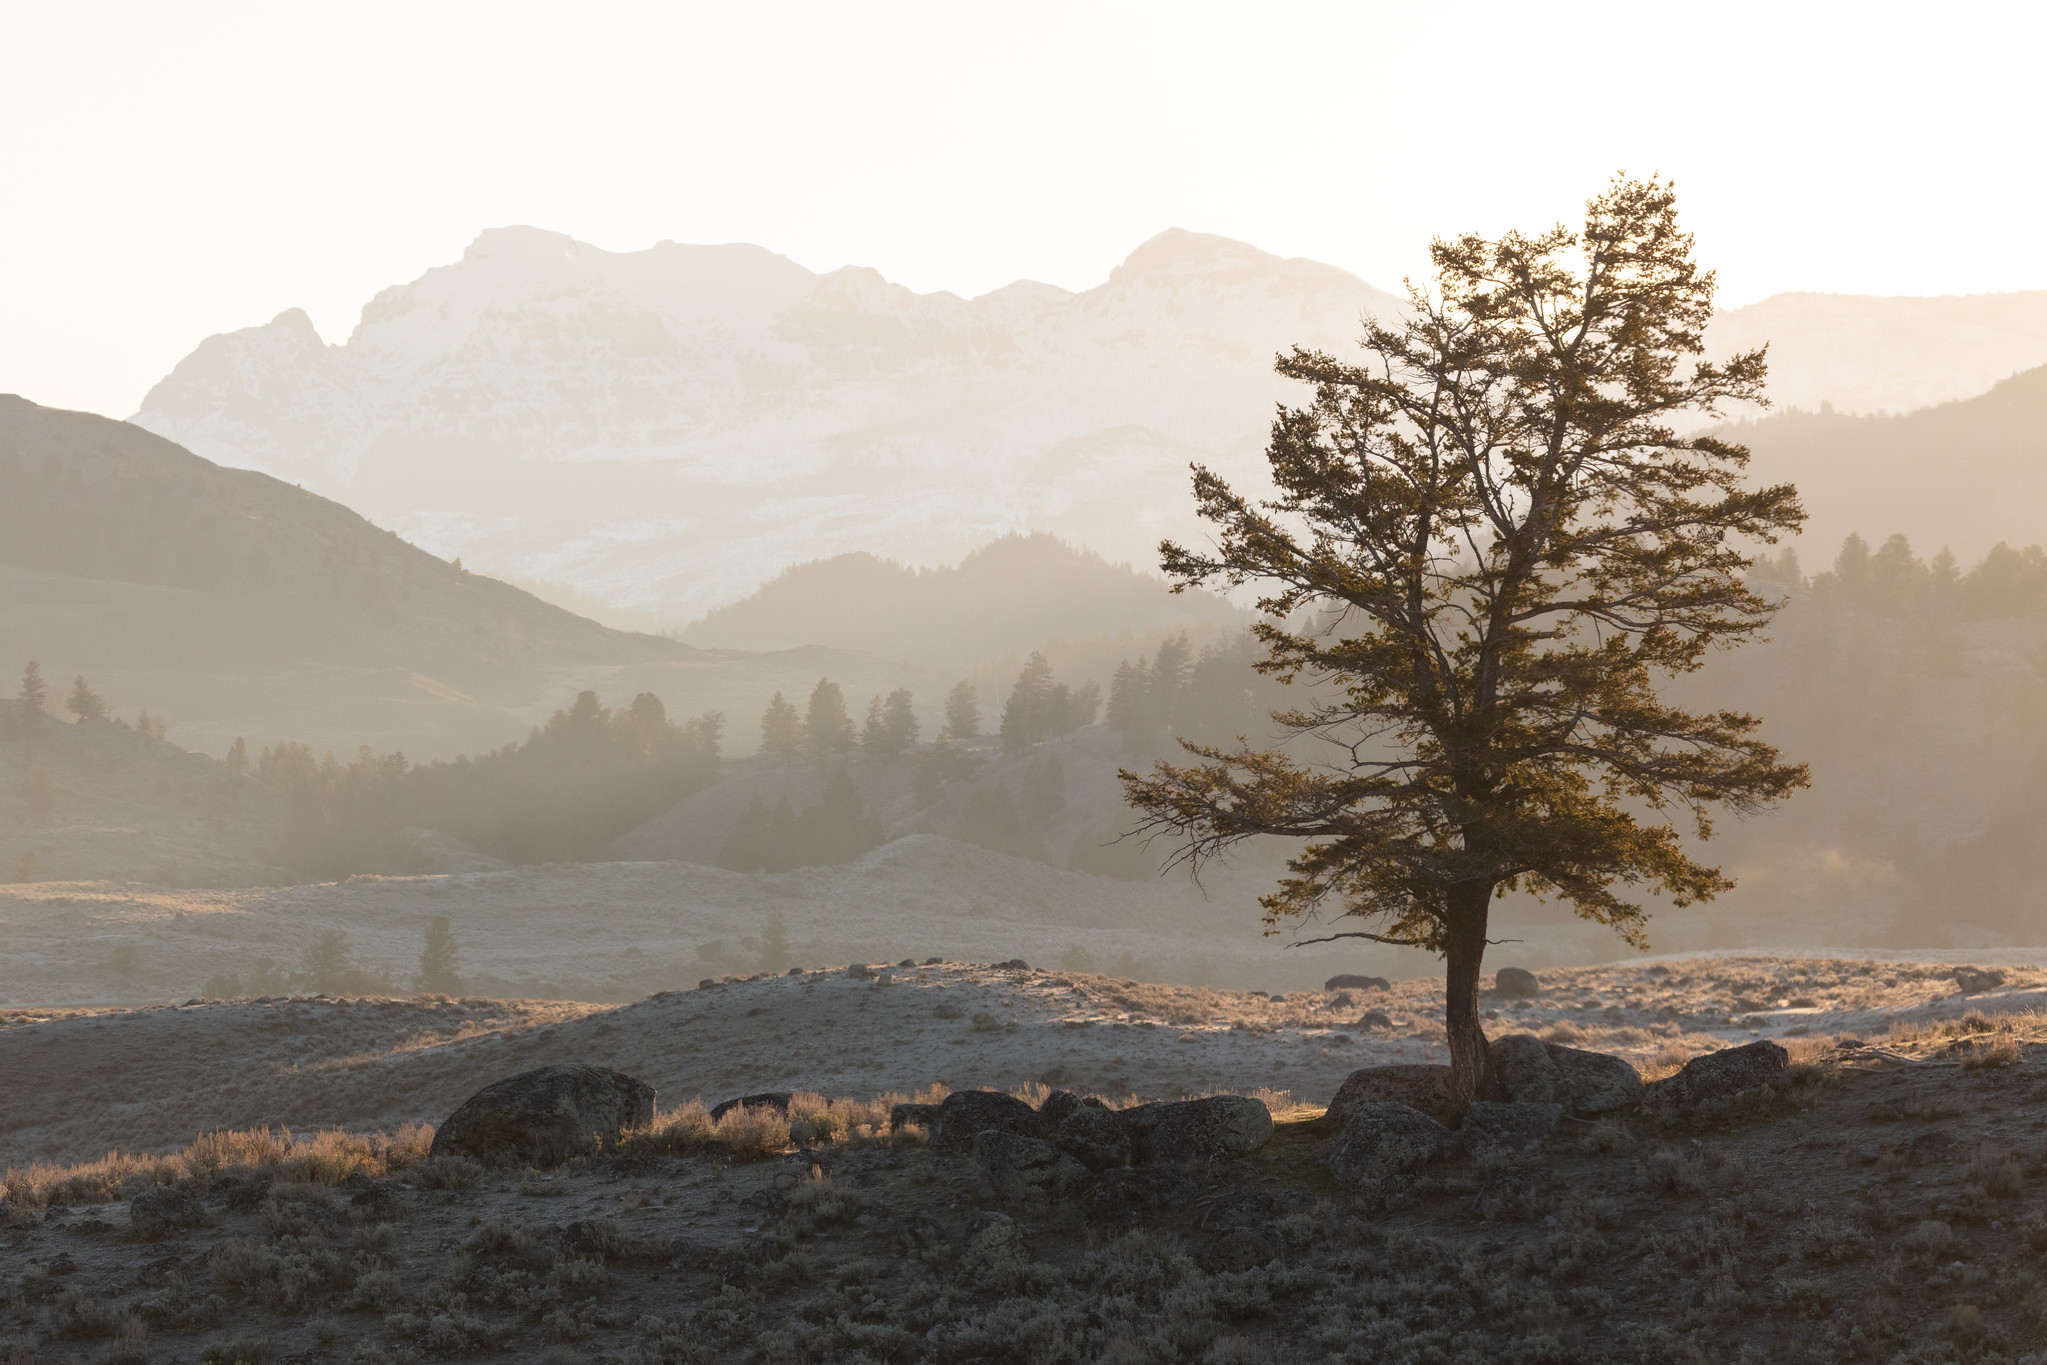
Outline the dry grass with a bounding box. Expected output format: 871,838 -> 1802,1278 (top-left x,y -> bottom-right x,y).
1,1123 -> 432,1208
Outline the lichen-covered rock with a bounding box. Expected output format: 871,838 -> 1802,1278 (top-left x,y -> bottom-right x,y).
1489,1036 -> 1642,1115
1326,1102 -> 1454,1191
1493,967 -> 1543,997
961,1209 -> 1021,1256
1490,1035 -> 1558,1104
1326,1064 -> 1459,1129
1953,967 -> 2007,995
928,1089 -> 1050,1156
972,1131 -> 1086,1204
1120,1095 -> 1273,1164
1054,1100 -> 1133,1169
709,1092 -> 791,1122
1457,1101 -> 1562,1159
1545,1043 -> 1643,1113
128,1186 -> 208,1240
1642,1040 -> 1789,1116
430,1064 -> 655,1167
1037,1090 -> 1085,1125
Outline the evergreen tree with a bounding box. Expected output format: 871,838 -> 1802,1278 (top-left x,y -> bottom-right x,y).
1147,632 -> 1192,736
943,680 -> 980,741
1107,658 -> 1148,743
1122,178 -> 1806,1106
1000,653 -> 1055,753
804,679 -> 857,761
417,915 -> 462,995
863,688 -> 919,758
225,737 -> 249,778
17,662 -> 45,716
64,675 -> 107,722
760,692 -> 801,758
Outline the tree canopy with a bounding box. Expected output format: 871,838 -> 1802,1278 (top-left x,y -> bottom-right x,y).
1121,177 -> 1808,1103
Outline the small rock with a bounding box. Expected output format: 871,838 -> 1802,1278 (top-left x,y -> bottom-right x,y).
846,963 -> 874,979
1120,1095 -> 1273,1164
994,958 -> 1030,971
430,1064 -> 656,1167
898,958 -> 917,968
1952,967 -> 2007,995
709,1092 -> 792,1122
1084,1167 -> 1199,1228
1493,967 -> 1543,998
961,1209 -> 1021,1256
128,1187 -> 208,1240
1194,1224 -> 1286,1273
697,978 -> 718,990
1054,1101 -> 1133,1170
1326,1102 -> 1454,1192
1325,974 -> 1391,992
1642,1040 -> 1789,1116
1458,1101 -> 1562,1159
974,1131 -> 1087,1204
1325,1064 -> 1459,1128
1354,1010 -> 1395,1030
928,1090 -> 1051,1156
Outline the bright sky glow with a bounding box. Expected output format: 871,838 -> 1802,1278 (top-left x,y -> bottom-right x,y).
4,0 -> 2043,417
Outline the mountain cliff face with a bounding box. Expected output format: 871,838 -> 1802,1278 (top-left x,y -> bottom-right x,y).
132,228 -> 1405,621
132,227 -> 2047,624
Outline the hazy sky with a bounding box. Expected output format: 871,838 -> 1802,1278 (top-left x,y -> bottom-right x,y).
5,0 -> 2043,419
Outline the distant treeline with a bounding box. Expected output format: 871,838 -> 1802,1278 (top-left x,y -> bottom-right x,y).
1753,533 -> 2047,618
259,691 -> 722,875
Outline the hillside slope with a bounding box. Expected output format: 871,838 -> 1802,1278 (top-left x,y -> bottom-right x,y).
0,396 -> 686,758
679,533 -> 1242,666
1734,363 -> 2047,562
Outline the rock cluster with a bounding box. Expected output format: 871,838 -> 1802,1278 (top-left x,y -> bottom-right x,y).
932,1087 -> 1273,1212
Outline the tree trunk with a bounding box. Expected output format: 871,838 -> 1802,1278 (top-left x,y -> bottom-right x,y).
1443,883 -> 1497,1111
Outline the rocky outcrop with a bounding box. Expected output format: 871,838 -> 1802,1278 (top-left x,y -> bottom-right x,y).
1325,1064 -> 1460,1129
1120,1095 -> 1273,1165
1051,1100 -> 1133,1170
1490,1036 -> 1643,1114
927,1090 -> 1050,1156
1326,1102 -> 1454,1191
430,1064 -> 655,1167
973,1132 -> 1086,1204
1642,1040 -> 1789,1117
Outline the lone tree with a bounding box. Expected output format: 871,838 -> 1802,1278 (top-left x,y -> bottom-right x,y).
1122,178 -> 1808,1105
760,692 -> 801,759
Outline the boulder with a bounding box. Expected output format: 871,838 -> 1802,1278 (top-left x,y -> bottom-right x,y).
207,1174 -> 272,1213
1084,1167 -> 1199,1229
1457,1101 -> 1561,1160
1326,1102 -> 1453,1191
961,1210 -> 1021,1256
1037,1090 -> 1085,1125
1354,1010 -> 1395,1030
888,1102 -> 941,1133
430,1064 -> 655,1167
1053,1100 -> 1133,1170
1642,1040 -> 1788,1116
928,1089 -> 1050,1156
709,1092 -> 792,1122
972,1131 -> 1086,1204
1953,967 -> 2007,995
1325,974 -> 1391,992
1120,1095 -> 1273,1164
128,1186 -> 207,1240
1325,1064 -> 1459,1129
1493,967 -> 1543,998
1489,1036 -> 1643,1115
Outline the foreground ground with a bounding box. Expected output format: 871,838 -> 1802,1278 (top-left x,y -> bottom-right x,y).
5,956 -> 2047,1362
4,1004 -> 2047,1364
